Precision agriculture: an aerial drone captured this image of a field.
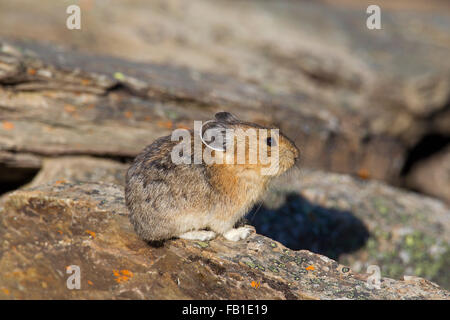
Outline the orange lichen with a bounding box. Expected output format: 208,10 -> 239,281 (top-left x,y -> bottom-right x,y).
64,104 -> 77,113
12,271 -> 21,277
124,111 -> 133,119
54,180 -> 67,185
27,68 -> 36,75
306,265 -> 315,271
121,269 -> 133,277
87,280 -> 94,286
1,288 -> 10,295
85,230 -> 96,238
250,281 -> 260,289
113,269 -> 133,283
157,120 -> 173,129
57,230 -> 63,235
2,121 -> 14,130
357,168 -> 370,180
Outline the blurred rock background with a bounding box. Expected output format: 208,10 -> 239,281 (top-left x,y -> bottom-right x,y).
0,0 -> 449,292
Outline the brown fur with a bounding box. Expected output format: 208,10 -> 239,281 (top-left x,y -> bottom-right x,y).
125,112 -> 299,241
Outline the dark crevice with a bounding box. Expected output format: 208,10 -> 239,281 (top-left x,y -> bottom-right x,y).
105,82 -> 146,98
0,152 -> 134,196
0,165 -> 40,195
423,99 -> 450,121
105,81 -> 216,109
400,133 -> 450,176
86,153 -> 134,164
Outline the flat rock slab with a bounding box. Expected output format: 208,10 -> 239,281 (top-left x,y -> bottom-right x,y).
6,156 -> 449,291
0,38 -> 406,185
25,156 -> 127,189
0,181 -> 448,299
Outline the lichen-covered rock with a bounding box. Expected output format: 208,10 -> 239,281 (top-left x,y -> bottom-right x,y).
0,181 -> 449,299
0,0 -> 449,297
253,170 -> 450,290
9,156 -> 450,292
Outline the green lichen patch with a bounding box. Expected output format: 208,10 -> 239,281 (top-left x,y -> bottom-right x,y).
195,241 -> 209,249
268,266 -> 279,273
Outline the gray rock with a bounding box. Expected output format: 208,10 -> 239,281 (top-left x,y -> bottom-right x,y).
0,181 -> 448,299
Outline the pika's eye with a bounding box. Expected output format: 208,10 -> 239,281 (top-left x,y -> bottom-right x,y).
266,137 -> 276,147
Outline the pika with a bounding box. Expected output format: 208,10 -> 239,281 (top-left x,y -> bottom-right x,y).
125,112 -> 299,242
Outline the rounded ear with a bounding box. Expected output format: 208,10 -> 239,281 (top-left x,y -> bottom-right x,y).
214,112 -> 239,123
201,121 -> 233,152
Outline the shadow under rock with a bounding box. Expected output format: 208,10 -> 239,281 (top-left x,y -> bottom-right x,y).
247,192 -> 370,260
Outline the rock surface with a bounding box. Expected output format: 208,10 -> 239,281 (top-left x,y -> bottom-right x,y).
1,0 -> 450,203
0,181 -> 449,299
1,155 -> 449,294
405,147 -> 450,205
25,156 -> 127,189
0,38 -> 405,185
0,0 -> 449,299
254,170 -> 450,290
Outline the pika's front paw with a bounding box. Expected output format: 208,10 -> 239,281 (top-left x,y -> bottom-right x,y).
179,230 -> 217,241
223,227 -> 253,241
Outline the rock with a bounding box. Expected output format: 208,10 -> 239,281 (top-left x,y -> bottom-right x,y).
7,156 -> 449,291
0,0 -> 449,298
25,156 -> 127,189
405,147 -> 450,205
1,0 -> 450,202
252,169 -> 450,290
0,151 -> 41,194
0,181 -> 449,299
0,38 -> 407,185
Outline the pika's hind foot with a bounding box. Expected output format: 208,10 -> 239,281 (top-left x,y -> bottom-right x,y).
223,227 -> 253,241
179,230 -> 217,241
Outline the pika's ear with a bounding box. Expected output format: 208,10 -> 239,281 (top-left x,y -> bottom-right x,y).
215,112 -> 239,123
201,121 -> 233,152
